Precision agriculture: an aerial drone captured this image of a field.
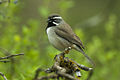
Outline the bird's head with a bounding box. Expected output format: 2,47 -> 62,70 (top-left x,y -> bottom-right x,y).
47,14 -> 63,26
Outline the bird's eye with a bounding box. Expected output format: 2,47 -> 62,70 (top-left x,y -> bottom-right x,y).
54,19 -> 61,23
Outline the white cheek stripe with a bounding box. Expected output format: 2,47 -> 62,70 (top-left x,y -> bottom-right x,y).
53,22 -> 59,25
53,17 -> 62,19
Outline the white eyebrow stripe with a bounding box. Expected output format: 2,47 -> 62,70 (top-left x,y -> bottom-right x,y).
53,22 -> 59,25
53,17 -> 62,19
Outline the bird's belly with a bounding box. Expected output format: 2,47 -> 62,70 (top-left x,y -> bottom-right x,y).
47,27 -> 71,51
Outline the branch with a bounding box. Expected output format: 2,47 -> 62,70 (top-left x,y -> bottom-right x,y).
0,53 -> 24,63
33,68 -> 42,80
33,51 -> 94,80
37,74 -> 58,80
0,0 -> 10,4
34,69 -> 79,80
0,72 -> 7,80
57,72 -> 79,80
0,53 -> 24,60
0,60 -> 10,63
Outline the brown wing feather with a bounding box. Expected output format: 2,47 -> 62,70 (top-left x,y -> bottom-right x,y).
55,22 -> 85,49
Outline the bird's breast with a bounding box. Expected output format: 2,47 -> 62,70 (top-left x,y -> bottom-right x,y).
46,27 -> 71,51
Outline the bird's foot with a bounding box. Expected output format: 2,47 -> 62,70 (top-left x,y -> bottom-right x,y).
64,47 -> 72,54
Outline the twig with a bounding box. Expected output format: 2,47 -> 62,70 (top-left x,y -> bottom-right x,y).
37,74 -> 58,80
0,60 -> 10,63
0,53 -> 24,60
76,63 -> 93,71
87,70 -> 94,80
36,72 -> 78,80
33,68 -> 42,80
0,53 -> 24,63
57,72 -> 79,80
0,0 -> 8,4
0,72 -> 7,80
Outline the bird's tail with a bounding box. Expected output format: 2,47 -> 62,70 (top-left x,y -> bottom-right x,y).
79,49 -> 95,67
73,45 -> 95,67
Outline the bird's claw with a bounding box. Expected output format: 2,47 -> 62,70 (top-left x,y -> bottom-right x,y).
64,47 -> 72,54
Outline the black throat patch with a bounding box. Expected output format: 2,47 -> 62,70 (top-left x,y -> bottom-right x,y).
46,21 -> 56,30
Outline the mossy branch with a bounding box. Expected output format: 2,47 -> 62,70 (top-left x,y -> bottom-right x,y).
33,50 -> 94,80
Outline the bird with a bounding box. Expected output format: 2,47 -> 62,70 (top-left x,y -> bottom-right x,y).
46,14 -> 94,66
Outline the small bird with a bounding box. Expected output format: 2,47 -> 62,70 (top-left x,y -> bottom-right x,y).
46,14 -> 94,66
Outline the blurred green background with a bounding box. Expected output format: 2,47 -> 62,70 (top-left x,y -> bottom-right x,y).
0,0 -> 120,80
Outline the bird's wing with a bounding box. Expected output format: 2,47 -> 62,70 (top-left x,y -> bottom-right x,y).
55,23 -> 96,67
55,23 -> 85,50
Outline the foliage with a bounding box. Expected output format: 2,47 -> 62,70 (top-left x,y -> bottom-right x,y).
0,0 -> 120,80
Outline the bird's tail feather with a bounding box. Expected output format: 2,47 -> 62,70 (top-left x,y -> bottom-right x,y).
79,49 -> 95,67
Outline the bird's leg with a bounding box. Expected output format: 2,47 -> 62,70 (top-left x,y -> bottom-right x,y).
64,47 -> 72,54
